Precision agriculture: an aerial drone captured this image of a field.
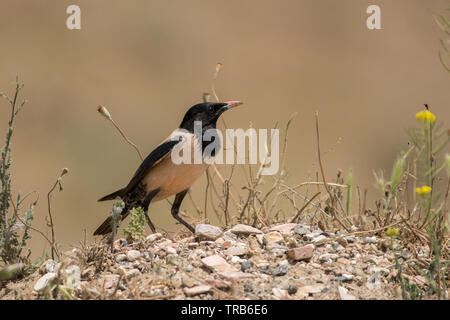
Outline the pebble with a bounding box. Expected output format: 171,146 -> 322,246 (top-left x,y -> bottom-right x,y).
265,243 -> 287,251
263,231 -> 284,244
338,286 -> 356,300
367,265 -> 389,275
297,284 -> 325,295
225,245 -> 249,256
336,237 -> 348,247
294,225 -> 308,236
166,254 -> 178,265
125,269 -> 141,279
115,254 -> 127,263
230,224 -> 263,235
272,287 -> 287,299
221,240 -> 235,248
126,250 -> 141,262
312,235 -> 328,244
34,273 -> 57,292
244,283 -> 253,292
366,271 -> 382,290
319,253 -> 338,263
335,274 -> 353,282
181,276 -> 197,288
183,285 -> 211,296
215,237 -> 225,245
272,264 -> 288,276
65,265 -> 81,289
217,271 -> 253,281
223,230 -> 238,239
255,234 -> 265,245
362,236 -> 377,244
241,260 -> 252,272
287,244 -> 315,261
231,256 -> 244,263
166,246 -> 177,255
201,254 -> 238,273
259,264 -> 272,275
146,233 -> 163,242
45,260 -> 58,274
269,223 -> 297,234
345,236 -> 356,243
288,284 -> 298,294
205,278 -> 231,289
195,224 -> 223,240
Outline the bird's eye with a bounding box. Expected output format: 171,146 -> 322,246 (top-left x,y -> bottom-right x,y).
208,105 -> 214,113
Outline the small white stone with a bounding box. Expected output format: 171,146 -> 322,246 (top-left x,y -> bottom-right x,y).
65,265 -> 81,290
126,268 -> 141,279
34,273 -> 57,292
269,223 -> 297,234
115,254 -> 127,263
201,254 -> 238,273
45,260 -> 57,273
126,250 -> 141,262
146,233 -> 163,242
312,235 -> 328,243
263,231 -> 284,244
224,245 -> 249,256
231,256 -> 245,263
272,287 -> 288,299
195,224 -> 223,240
166,246 -> 177,255
183,285 -> 211,296
230,224 -> 263,235
338,286 -> 356,300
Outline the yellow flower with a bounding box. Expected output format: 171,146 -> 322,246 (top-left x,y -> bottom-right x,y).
415,185 -> 432,195
415,110 -> 436,123
386,228 -> 399,237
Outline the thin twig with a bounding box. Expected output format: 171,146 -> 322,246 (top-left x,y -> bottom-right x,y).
47,168 -> 69,259
315,112 -> 350,232
97,105 -> 144,161
290,192 -> 321,223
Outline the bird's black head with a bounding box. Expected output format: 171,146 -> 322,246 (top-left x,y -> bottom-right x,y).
179,101 -> 242,133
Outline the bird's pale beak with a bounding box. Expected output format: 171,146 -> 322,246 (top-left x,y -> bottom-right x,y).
225,101 -> 243,109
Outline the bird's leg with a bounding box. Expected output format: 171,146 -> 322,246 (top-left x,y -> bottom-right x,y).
143,210 -> 156,233
142,189 -> 160,233
171,189 -> 195,233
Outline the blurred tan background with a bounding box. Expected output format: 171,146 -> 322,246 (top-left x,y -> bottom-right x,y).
0,0 -> 449,257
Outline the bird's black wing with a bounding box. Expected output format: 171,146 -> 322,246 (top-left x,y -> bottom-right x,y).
98,138 -> 181,202
124,138 -> 181,193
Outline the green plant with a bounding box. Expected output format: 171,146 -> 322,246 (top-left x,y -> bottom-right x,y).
108,197 -> 125,248
123,207 -> 146,242
0,77 -> 36,267
345,170 -> 353,216
407,106 -> 448,299
396,256 -> 422,300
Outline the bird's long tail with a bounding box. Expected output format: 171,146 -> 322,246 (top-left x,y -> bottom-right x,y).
97,188 -> 126,202
93,203 -> 131,235
93,216 -> 114,235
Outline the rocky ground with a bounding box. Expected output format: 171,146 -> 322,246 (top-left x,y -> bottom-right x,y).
0,222 -> 446,300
